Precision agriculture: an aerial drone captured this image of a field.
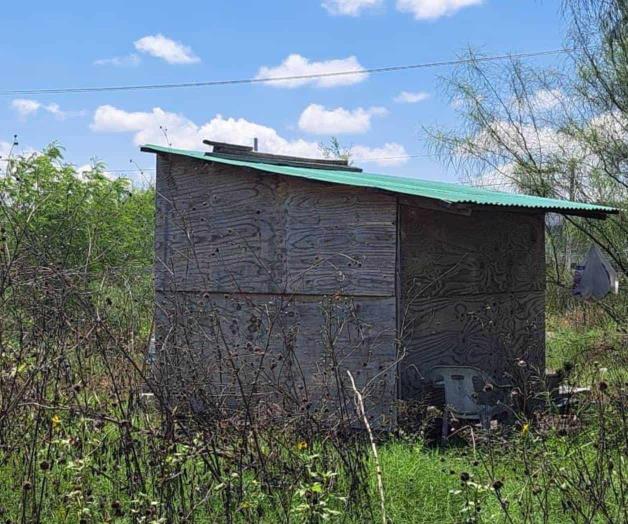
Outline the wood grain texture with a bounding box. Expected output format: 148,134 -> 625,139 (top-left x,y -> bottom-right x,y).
399,205 -> 545,298
155,290 -> 397,428
398,204 -> 546,400
154,153 -> 398,426
155,153 -> 548,421
155,157 -> 287,293
400,291 -> 545,399
155,155 -> 397,296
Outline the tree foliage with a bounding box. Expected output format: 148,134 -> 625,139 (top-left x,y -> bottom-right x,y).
430,0 -> 628,324
1,145 -> 154,279
0,145 -> 155,335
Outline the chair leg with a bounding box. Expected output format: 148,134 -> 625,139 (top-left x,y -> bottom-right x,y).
480,408 -> 490,430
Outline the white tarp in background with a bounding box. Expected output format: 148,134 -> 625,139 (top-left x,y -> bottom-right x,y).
572,245 -> 619,300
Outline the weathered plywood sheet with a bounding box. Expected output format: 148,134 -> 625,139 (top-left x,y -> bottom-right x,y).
154,153 -> 398,425
399,204 -> 546,400
155,157 -> 288,293
155,155 -> 397,296
284,185 -> 396,296
286,224 -> 396,295
400,291 -> 545,399
155,290 -> 397,428
400,206 -> 545,298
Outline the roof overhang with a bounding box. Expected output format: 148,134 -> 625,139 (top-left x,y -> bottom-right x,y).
142,144 -> 620,220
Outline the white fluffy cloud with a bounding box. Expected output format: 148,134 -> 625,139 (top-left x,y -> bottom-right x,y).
11,99 -> 82,119
350,143 -> 408,166
325,0 -> 481,19
298,104 -> 388,134
396,0 -> 483,20
90,105 -> 407,168
11,99 -> 41,117
394,90 -> 430,103
256,54 -> 368,88
94,54 -> 141,67
528,89 -> 565,112
134,34 -> 200,64
0,141 -> 11,155
322,0 -> 382,16
91,105 -> 322,157
75,163 -> 116,181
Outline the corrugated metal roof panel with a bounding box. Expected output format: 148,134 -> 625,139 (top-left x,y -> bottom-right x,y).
142,144 -> 619,217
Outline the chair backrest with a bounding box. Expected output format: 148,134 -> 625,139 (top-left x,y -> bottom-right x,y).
430,366 -> 489,418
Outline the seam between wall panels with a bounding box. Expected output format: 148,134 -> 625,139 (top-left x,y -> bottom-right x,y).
395,195 -> 401,411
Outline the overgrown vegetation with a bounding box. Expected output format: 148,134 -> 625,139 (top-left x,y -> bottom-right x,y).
0,143 -> 624,524
1,2 -> 627,523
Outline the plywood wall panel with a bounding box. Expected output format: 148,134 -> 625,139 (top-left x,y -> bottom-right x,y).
400,206 -> 545,298
399,203 -> 546,400
400,291 -> 545,399
155,290 -> 397,428
154,154 -> 399,426
155,157 -> 287,293
155,155 -> 397,297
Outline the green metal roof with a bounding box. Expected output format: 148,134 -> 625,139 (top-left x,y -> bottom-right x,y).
142,144 -> 619,218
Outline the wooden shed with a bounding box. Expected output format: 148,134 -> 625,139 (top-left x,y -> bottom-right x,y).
143,141 -> 616,429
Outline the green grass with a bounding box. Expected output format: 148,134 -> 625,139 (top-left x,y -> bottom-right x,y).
546,316 -> 627,389
0,428 -> 622,523
0,439 -> 508,523
379,442 -> 478,523
0,323 -> 624,523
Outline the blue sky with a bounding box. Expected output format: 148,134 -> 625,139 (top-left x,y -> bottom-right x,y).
0,0 -> 566,184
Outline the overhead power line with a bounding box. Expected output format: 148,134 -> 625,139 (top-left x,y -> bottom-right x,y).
0,48 -> 571,96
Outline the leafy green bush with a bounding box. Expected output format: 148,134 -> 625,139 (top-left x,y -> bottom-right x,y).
1,145 -> 154,276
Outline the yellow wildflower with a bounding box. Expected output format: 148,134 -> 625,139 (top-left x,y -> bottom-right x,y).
296,440 -> 308,451
51,415 -> 61,428
521,423 -> 530,436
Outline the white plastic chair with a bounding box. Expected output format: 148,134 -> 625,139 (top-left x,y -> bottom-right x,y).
430,366 -> 499,440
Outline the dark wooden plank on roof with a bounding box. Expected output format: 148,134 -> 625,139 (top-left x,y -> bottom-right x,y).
206,152 -> 363,172
203,139 -> 254,153
202,139 -> 352,168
